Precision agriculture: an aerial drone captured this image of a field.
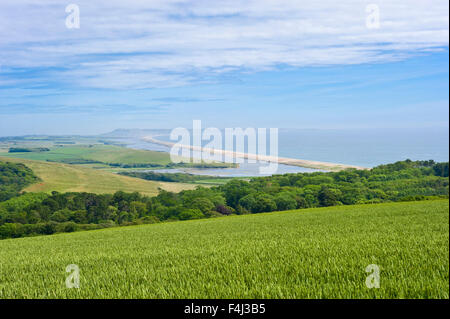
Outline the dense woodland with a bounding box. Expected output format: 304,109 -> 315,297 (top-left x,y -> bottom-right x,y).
120,171 -> 228,183
0,161 -> 40,202
0,159 -> 448,239
8,147 -> 50,153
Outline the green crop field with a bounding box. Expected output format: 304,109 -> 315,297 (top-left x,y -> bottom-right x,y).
0,157 -> 196,196
0,200 -> 447,299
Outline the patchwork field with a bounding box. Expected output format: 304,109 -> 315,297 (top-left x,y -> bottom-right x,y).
0,156 -> 196,196
0,144 -> 171,166
0,200 -> 448,299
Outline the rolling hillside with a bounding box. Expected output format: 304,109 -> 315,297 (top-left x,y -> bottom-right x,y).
0,200 -> 448,298
0,157 -> 196,196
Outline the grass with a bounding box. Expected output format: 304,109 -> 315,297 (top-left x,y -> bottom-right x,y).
0,200 -> 447,299
0,156 -> 196,196
0,144 -> 171,166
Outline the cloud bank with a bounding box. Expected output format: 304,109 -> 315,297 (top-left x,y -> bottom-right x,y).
0,0 -> 448,89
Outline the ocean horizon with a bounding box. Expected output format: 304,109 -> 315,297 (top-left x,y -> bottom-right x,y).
113,127 -> 448,175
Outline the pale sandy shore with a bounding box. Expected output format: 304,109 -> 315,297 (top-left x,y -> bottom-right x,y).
142,136 -> 368,172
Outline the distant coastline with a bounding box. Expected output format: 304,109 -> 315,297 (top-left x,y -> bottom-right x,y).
142,136 -> 368,172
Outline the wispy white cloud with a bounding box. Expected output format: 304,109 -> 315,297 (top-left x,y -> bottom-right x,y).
0,0 -> 448,88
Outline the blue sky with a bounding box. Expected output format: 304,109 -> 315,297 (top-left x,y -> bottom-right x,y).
0,0 -> 448,136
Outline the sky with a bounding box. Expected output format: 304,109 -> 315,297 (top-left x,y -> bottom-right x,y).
0,0 -> 448,136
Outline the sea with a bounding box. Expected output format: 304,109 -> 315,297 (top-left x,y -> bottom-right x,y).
109,127 -> 449,177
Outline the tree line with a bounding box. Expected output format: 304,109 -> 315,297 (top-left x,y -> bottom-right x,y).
0,159 -> 448,240
120,171 -> 229,183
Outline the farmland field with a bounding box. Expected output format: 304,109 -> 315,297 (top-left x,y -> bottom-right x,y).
0,200 -> 448,299
0,144 -> 172,166
0,156 -> 196,196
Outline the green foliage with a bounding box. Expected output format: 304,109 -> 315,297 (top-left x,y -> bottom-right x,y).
179,208 -> 204,220
119,171 -> 231,183
0,161 -> 40,201
274,192 -> 297,211
8,147 -> 50,153
318,187 -> 340,207
433,162 -> 449,177
0,200 -> 447,298
0,160 -> 448,240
